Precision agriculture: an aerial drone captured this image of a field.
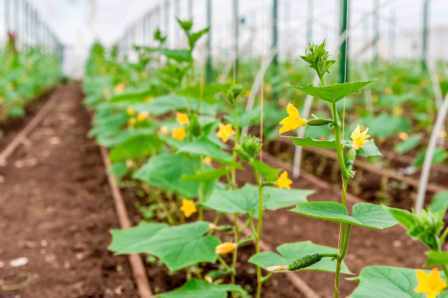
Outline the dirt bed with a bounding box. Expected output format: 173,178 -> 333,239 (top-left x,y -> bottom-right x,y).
0,84 -> 137,298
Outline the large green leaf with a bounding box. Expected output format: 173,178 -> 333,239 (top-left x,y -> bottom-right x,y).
109,221 -> 219,272
291,201 -> 397,230
135,95 -> 216,116
351,266 -> 448,298
109,134 -> 161,162
203,184 -> 311,217
249,241 -> 351,274
133,153 -> 204,197
297,81 -> 371,103
158,279 -> 248,298
177,139 -> 233,164
430,191 -> 448,213
394,134 -> 422,155
289,137 -> 336,149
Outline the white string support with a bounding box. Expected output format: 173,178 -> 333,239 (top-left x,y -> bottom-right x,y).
242,50 -> 277,137
415,93 -> 448,213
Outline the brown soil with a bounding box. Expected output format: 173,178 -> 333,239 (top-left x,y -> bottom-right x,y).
0,84 -> 137,298
0,89 -> 52,149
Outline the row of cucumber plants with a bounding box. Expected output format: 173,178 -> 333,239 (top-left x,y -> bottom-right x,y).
0,33 -> 62,125
83,20 -> 448,297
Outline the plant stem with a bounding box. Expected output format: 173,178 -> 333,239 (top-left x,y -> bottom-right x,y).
331,101 -> 352,298
255,173 -> 264,298
231,217 -> 240,284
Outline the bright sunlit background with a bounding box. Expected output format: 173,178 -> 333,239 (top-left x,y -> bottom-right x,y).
5,0 -> 447,77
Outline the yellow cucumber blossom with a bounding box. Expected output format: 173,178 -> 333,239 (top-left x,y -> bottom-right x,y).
278,103 -> 307,134
159,126 -> 169,135
180,199 -> 197,218
351,125 -> 370,150
275,171 -> 292,189
398,132 -> 409,141
202,156 -> 212,166
215,242 -> 237,255
171,127 -> 186,141
127,107 -> 136,116
415,268 -> 446,298
176,112 -> 189,126
128,118 -> 136,128
217,123 -> 235,143
114,83 -> 125,93
137,111 -> 149,122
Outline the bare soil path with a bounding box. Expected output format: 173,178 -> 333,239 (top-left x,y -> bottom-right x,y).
0,84 -> 137,298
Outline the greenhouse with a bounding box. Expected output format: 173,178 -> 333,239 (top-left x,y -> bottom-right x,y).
1,0 -> 448,297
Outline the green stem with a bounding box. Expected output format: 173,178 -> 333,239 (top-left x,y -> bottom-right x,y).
231,218 -> 240,284
255,174 -> 264,298
331,101 -> 352,298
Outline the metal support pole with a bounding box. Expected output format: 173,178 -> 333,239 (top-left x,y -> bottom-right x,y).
205,0 -> 213,83
307,0 -> 314,44
4,0 -> 10,37
188,0 -> 193,20
339,0 -> 350,83
373,0 -> 380,63
422,0 -> 430,71
232,0 -> 239,80
164,0 -> 170,46
388,10 -> 396,60
271,0 -> 279,99
174,0 -> 180,46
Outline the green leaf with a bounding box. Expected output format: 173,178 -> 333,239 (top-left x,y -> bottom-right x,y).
430,191 -> 448,213
249,241 -> 351,274
427,251 -> 448,266
177,139 -> 233,164
358,140 -> 382,158
289,137 -> 336,149
109,134 -> 161,162
249,159 -> 280,181
109,221 -> 219,272
134,153 -> 204,197
297,81 -> 371,104
158,279 -> 248,298
291,201 -> 397,230
414,148 -> 448,168
203,184 -> 311,217
182,167 -> 231,182
394,134 -> 422,155
351,266 -> 448,298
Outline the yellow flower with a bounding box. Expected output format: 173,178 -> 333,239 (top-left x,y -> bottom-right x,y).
159,126 -> 169,135
137,111 -> 149,122
278,103 -> 307,134
384,87 -> 393,95
127,107 -> 136,116
415,268 -> 446,298
217,123 -> 235,143
114,83 -> 125,93
399,132 -> 409,141
172,127 -> 186,141
128,118 -> 136,127
176,112 -> 189,125
180,199 -> 197,218
393,106 -> 403,116
351,125 -> 370,150
275,171 -> 292,189
202,156 -> 212,166
215,242 -> 237,255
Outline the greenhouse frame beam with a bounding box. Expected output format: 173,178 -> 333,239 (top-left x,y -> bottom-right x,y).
339,0 -> 350,83
421,0 -> 430,71
205,0 -> 213,83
